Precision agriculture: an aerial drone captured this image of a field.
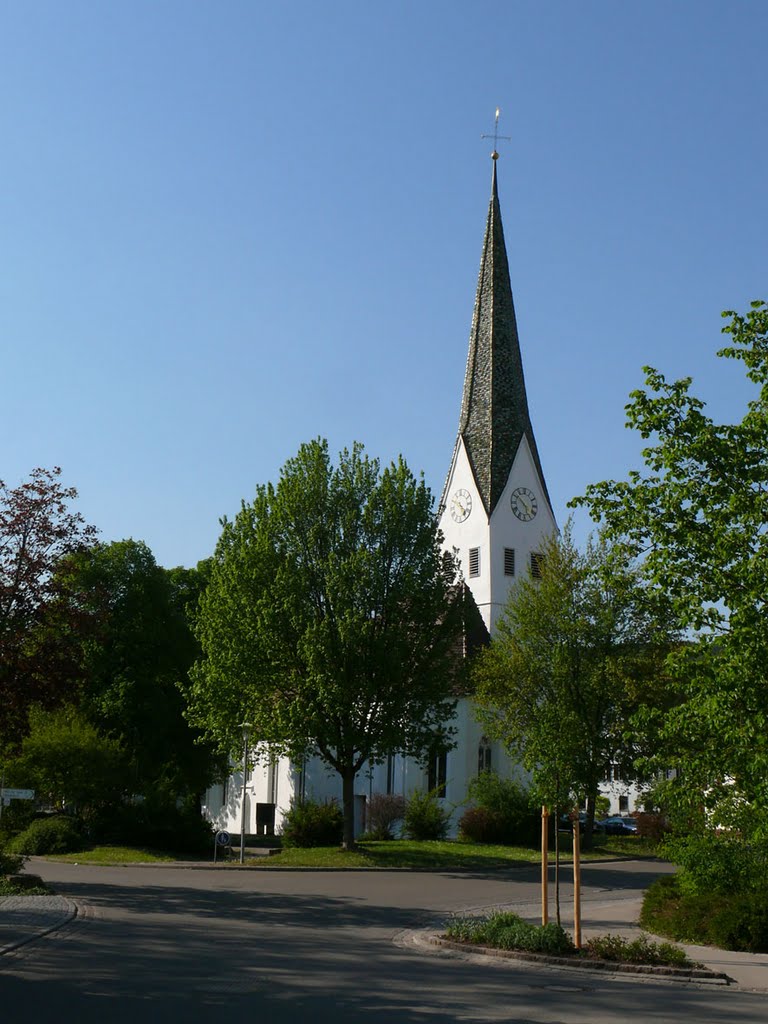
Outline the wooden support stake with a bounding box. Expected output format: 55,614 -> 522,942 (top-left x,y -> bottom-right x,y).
541,805 -> 549,925
573,812 -> 582,949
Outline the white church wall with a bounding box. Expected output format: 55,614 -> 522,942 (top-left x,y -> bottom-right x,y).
489,434 -> 558,631
439,438 -> 493,621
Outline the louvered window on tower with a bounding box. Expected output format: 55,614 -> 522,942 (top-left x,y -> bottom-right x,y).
469,547 -> 480,577
504,547 -> 515,576
530,552 -> 544,579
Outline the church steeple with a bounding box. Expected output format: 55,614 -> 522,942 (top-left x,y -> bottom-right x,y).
457,159 -> 551,517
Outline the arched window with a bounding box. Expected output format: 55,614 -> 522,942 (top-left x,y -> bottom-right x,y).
478,736 -> 492,774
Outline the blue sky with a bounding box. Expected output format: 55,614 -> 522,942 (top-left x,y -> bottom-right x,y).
3,2 -> 766,568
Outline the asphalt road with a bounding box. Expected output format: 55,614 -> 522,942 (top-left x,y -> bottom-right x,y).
1,858 -> 766,1023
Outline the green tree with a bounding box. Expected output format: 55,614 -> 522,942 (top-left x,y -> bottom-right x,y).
9,705 -> 126,815
0,467 -> 97,748
188,439 -> 466,849
56,540 -> 220,805
474,527 -> 676,846
572,301 -> 768,825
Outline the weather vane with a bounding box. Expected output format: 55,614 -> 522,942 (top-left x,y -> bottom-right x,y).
481,107 -> 511,160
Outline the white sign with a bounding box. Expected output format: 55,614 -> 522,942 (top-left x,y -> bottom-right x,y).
1,788 -> 35,802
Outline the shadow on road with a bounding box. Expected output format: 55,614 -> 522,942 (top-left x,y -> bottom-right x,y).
0,859 -> 760,1024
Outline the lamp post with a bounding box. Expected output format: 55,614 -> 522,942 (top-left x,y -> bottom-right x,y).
239,722 -> 251,864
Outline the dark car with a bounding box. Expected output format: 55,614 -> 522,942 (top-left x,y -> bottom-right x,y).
599,815 -> 637,835
557,812 -> 605,833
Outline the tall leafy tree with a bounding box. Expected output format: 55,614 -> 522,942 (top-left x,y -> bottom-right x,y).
0,467 -> 97,747
57,540 -> 220,805
188,439 -> 466,849
474,527 -> 677,845
572,300 -> 768,823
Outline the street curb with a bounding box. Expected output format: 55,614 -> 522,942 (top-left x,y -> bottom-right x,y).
430,934 -> 735,985
48,862 -> 506,872
42,856 -> 640,872
0,896 -> 78,955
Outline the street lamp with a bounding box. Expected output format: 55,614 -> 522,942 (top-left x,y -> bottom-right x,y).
239,722 -> 251,864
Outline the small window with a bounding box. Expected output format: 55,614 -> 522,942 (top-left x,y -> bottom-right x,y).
267,759 -> 278,805
386,754 -> 395,796
504,547 -> 515,576
604,762 -> 625,782
469,547 -> 480,578
530,552 -> 544,579
478,737 -> 492,774
619,795 -> 629,813
428,751 -> 447,797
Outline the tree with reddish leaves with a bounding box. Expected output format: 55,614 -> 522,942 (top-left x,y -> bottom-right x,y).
0,467 -> 97,748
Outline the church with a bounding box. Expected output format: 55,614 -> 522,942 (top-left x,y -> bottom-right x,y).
203,150 -> 632,839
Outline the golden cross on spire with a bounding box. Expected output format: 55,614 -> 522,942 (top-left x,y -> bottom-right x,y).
481,107 -> 511,161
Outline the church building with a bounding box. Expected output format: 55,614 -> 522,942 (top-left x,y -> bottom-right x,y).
203,151 -> 634,839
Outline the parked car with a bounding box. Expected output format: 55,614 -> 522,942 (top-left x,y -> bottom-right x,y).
599,815 -> 637,835
557,812 -> 605,833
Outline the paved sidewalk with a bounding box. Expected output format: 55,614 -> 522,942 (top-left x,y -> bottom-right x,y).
0,894 -> 77,955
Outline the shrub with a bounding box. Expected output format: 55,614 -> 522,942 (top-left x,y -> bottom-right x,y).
93,802 -> 214,854
0,799 -> 37,840
280,798 -> 344,848
461,771 -> 538,845
481,913 -> 573,955
0,876 -> 49,896
445,911 -> 573,955
0,843 -> 25,875
9,816 -> 85,855
444,914 -> 488,944
634,812 -> 670,843
640,874 -> 768,953
403,789 -> 451,841
661,832 -> 768,897
583,932 -> 692,967
458,806 -> 509,844
707,897 -> 768,953
366,793 -> 405,840
468,771 -> 529,817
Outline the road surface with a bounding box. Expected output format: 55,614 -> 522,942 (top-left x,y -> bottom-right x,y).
1,858 -> 765,1023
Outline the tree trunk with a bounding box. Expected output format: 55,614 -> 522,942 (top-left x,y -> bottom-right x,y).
341,765 -> 356,851
582,789 -> 598,851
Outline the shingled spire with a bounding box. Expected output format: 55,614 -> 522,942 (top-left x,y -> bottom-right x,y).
458,159 -> 550,517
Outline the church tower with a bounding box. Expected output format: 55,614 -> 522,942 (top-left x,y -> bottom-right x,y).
439,153 -> 557,633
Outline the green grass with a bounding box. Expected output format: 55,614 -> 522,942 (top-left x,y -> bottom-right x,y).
40,835 -> 659,869
247,837 -> 656,870
245,840 -> 541,870
592,835 -> 660,858
246,846 -> 373,868
47,845 -> 180,864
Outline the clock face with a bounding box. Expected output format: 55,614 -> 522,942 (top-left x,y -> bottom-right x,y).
450,488 -> 472,523
510,486 -> 538,522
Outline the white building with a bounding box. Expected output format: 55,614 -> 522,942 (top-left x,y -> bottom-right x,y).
203,154 -> 637,839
